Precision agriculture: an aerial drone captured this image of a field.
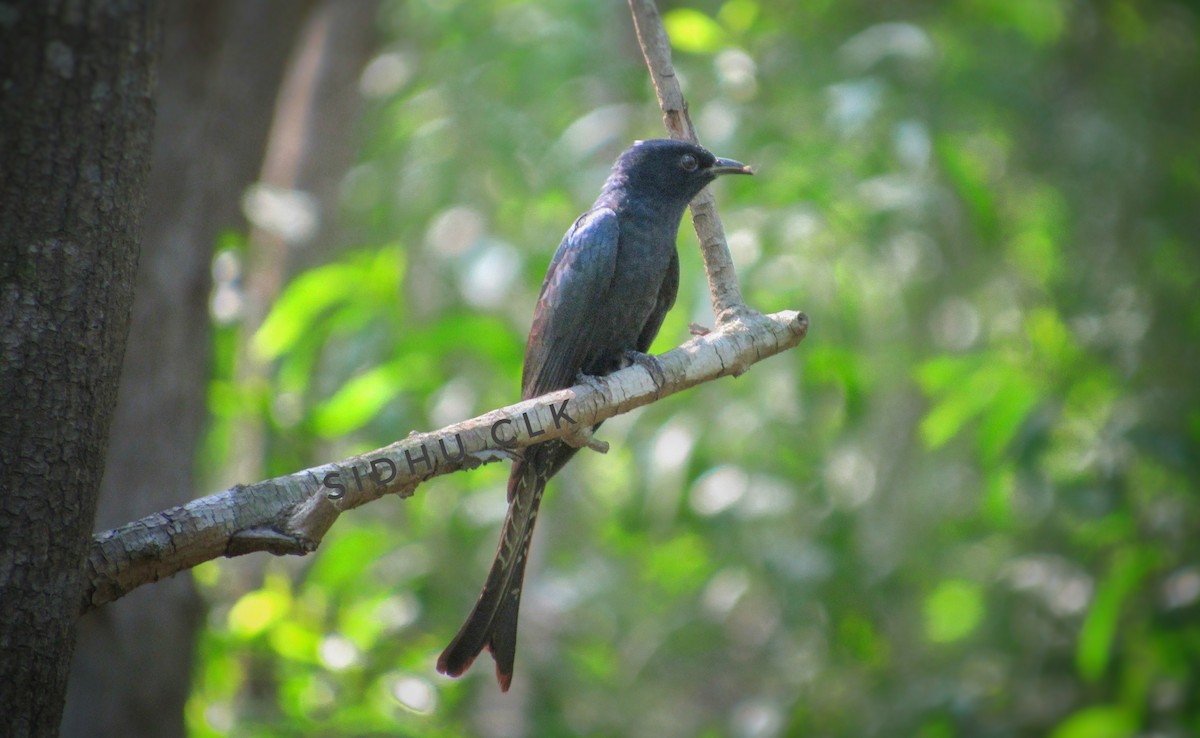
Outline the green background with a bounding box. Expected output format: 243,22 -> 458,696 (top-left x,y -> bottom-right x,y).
191,0 -> 1200,735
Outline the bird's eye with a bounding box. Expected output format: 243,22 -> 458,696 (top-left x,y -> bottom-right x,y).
679,154 -> 698,171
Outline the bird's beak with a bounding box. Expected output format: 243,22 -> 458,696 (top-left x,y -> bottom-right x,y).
711,157 -> 754,176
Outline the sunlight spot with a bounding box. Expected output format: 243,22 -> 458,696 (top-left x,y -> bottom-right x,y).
703,567 -> 751,618
824,446 -> 876,509
691,465 -> 749,516
652,423 -> 695,474
839,22 -> 935,71
1163,567 -> 1200,609
894,119 -> 932,171
728,228 -> 762,266
360,52 -> 414,98
204,703 -> 233,733
826,78 -> 882,134
319,634 -> 359,671
428,377 -> 476,427
377,593 -> 422,631
731,697 -> 783,738
425,205 -> 483,258
930,296 -> 982,350
716,48 -> 758,101
389,674 -> 437,714
460,240 -> 521,309
698,100 -> 739,145
242,184 -> 319,244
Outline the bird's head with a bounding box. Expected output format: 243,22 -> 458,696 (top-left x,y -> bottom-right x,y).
607,138 -> 753,207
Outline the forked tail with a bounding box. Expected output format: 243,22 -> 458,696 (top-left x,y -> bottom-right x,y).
436,458 -> 548,691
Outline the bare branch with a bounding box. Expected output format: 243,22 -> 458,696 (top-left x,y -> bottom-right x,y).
83,310 -> 808,612
628,0 -> 748,323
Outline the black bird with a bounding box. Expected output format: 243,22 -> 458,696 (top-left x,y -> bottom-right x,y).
436,139 -> 752,690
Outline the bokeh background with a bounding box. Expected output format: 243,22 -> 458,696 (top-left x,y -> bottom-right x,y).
185,1 -> 1199,736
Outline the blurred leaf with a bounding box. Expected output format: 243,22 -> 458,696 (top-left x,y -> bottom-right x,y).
269,621 -> 320,663
1048,705 -> 1137,738
311,356 -> 430,437
1077,548 -> 1159,681
976,375 -> 1038,462
663,8 -> 727,54
1007,183 -> 1067,285
718,0 -> 759,33
641,533 -> 711,597
936,134 -> 1001,239
916,356 -> 993,448
982,465 -> 1014,526
306,524 -> 394,592
228,587 -> 291,639
254,263 -> 365,360
965,0 -> 1065,46
924,579 -> 984,643
1026,307 -> 1079,370
806,344 -> 868,418
839,613 -> 890,667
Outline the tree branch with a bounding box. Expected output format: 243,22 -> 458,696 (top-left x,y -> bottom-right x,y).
83,0 -> 809,614
628,0 -> 748,323
83,311 -> 807,612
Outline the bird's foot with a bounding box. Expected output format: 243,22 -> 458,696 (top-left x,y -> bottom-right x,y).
562,424 -> 609,454
574,371 -> 607,394
688,322 -> 711,337
622,350 -> 668,388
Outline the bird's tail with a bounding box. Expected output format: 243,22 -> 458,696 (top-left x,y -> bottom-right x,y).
436,456 -> 549,691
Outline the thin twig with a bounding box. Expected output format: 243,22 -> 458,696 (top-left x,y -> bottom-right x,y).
628,0 -> 749,323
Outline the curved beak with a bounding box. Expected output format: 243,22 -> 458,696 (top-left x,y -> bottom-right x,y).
711,157 -> 754,176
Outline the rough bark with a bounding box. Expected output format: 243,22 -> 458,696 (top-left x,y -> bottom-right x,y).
60,2 -> 312,736
0,1 -> 161,735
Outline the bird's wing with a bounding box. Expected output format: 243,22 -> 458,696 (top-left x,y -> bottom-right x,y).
635,247 -> 679,352
521,206 -> 620,399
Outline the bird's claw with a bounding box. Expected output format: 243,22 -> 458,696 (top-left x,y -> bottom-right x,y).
688,322 -> 711,336
623,350 -> 668,388
574,371 -> 607,394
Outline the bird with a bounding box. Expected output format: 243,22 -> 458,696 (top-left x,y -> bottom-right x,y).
436,138 -> 753,691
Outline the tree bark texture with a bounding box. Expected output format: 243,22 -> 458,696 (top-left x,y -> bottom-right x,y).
0,1 -> 161,736
60,2 -> 313,736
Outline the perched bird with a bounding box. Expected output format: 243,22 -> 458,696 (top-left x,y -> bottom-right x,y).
436,138 -> 752,690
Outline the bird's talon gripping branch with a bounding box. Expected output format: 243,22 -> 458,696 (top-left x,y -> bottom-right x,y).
623,349 -> 668,388
574,371 -> 608,395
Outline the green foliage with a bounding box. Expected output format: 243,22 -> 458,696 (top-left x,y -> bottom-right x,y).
192,0 -> 1200,736
924,579 -> 985,644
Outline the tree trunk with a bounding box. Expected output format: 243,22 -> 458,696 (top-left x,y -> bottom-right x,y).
0,1 -> 161,736
60,2 -> 314,736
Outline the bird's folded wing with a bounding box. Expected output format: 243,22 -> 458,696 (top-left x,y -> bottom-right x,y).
521,206 -> 620,399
